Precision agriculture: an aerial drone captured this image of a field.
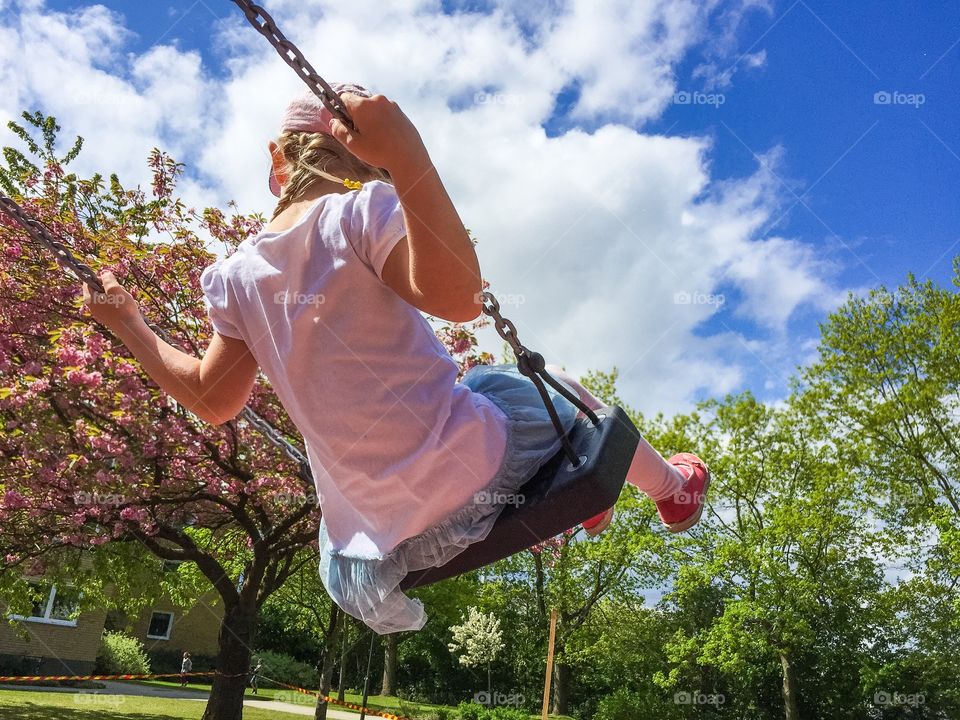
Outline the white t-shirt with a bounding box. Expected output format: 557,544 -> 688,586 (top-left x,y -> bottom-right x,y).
200,182 -> 507,558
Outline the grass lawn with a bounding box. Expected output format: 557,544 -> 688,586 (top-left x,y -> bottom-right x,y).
135,678 -> 444,715
0,684 -> 575,720
0,688 -> 293,719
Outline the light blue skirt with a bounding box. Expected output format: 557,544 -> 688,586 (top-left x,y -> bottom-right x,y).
318,363 -> 579,634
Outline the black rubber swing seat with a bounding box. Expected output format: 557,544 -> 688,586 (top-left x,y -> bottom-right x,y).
400,405 -> 641,590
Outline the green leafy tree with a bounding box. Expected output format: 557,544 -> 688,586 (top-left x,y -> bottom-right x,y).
798,268 -> 960,718
650,394 -> 888,720
0,113 -> 320,720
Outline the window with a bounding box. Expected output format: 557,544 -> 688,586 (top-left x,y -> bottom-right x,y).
49,586 -> 80,621
147,611 -> 174,640
13,583 -> 80,626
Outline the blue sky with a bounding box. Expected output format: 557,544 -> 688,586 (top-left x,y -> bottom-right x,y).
5,0 -> 960,413
656,1 -> 960,345
53,0 -> 957,287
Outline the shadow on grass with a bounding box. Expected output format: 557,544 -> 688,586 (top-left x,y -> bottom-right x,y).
0,701 -> 185,720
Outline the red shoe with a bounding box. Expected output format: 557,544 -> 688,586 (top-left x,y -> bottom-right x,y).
582,507 -> 615,537
656,453 -> 710,533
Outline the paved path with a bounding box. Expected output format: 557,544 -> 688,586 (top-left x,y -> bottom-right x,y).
244,694 -> 360,719
0,681 -> 362,718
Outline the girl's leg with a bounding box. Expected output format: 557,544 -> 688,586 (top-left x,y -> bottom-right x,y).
545,365 -> 686,500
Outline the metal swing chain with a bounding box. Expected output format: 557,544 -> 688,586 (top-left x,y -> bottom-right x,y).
480,292 -> 601,467
1,2 -> 597,479
230,0 -> 356,131
0,194 -> 313,481
0,196 -> 105,292
224,1 -> 603,467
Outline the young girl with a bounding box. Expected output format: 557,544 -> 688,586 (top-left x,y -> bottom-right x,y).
84,84 -> 710,634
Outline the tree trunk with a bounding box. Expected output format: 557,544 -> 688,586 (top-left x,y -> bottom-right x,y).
314,605 -> 342,720
551,662 -> 571,717
780,651 -> 800,720
201,602 -> 256,720
380,632 -> 398,696
337,620 -> 349,701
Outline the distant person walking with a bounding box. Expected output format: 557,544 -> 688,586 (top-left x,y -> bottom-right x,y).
250,658 -> 263,695
180,652 -> 192,687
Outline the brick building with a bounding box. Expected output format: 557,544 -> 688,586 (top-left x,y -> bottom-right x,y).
0,578 -> 223,675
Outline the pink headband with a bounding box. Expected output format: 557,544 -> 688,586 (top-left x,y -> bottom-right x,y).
269,82 -> 372,197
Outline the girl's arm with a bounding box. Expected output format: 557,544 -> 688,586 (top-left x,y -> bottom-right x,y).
83,271 -> 259,425
330,94 -> 483,323
384,161 -> 482,323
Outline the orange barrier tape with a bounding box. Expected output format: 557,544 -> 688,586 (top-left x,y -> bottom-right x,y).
0,671 -> 412,720
0,672 -> 218,682
257,674 -> 410,720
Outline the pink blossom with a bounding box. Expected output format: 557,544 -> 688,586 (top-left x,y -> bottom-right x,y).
84,333 -> 106,358
452,337 -> 472,354
57,347 -> 87,366
120,506 -> 148,522
26,377 -> 50,395
114,361 -> 137,376
2,490 -> 29,509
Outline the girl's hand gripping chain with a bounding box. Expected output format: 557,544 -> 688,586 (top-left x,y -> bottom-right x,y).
82,271 -> 141,333
328,93 -> 431,176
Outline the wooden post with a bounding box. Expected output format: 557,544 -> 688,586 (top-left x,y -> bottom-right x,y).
541,608 -> 558,720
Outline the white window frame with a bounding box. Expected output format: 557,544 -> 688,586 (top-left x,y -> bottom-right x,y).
146,610 -> 175,640
11,583 -> 79,627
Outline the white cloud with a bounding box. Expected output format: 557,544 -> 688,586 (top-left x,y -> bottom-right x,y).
0,1 -> 217,205
0,0 -> 844,415
692,0 -> 773,89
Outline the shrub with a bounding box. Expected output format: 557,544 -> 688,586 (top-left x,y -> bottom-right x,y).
454,702 -> 487,720
253,649 -> 319,689
0,656 -> 41,676
95,631 -> 151,675
489,708 -> 528,720
397,698 -> 422,719
417,710 -> 452,720
594,689 -> 646,720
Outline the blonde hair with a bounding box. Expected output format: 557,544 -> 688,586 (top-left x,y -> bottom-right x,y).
271,131 -> 391,219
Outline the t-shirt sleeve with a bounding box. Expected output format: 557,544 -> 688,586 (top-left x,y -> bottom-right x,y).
199,259 -> 244,339
344,180 -> 407,280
